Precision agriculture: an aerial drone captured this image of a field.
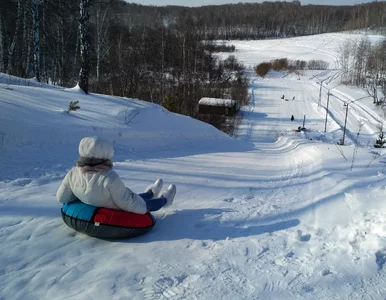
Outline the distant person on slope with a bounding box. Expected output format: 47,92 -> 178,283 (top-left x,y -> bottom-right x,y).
56,136 -> 176,214
291,115 -> 294,121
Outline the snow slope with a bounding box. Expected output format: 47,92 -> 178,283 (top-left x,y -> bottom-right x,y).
1,32 -> 386,300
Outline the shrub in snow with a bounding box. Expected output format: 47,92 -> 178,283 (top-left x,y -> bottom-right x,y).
163,94 -> 177,112
374,131 -> 386,148
255,62 -> 271,77
271,58 -> 288,71
67,101 -> 80,113
307,60 -> 329,70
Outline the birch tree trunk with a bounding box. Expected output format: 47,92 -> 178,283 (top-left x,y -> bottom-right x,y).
5,0 -> 22,74
32,0 -> 40,81
0,13 -> 4,72
95,3 -> 109,83
78,0 -> 90,94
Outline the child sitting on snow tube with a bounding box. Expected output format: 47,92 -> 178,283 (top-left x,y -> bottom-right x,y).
57,136 -> 176,215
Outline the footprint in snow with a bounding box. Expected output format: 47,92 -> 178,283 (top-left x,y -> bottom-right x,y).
375,249 -> 386,270
223,197 -> 234,202
296,230 -> 311,242
322,269 -> 332,276
286,251 -> 295,258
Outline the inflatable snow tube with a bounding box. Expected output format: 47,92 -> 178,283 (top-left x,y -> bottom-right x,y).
61,200 -> 156,239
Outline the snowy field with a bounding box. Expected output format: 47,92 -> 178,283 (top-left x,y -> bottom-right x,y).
1,32 -> 386,300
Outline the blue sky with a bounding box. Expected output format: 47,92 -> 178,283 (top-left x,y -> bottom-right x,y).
126,0 -> 372,7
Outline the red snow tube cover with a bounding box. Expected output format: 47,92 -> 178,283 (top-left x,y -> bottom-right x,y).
61,200 -> 156,239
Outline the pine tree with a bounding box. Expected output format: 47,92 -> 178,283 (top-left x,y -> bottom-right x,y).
67,101 -> 81,113
374,131 -> 386,148
163,94 -> 177,112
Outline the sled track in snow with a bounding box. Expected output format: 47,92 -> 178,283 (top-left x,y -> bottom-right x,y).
291,37 -> 340,69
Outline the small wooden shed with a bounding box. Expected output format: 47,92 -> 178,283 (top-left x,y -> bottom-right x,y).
198,97 -> 239,116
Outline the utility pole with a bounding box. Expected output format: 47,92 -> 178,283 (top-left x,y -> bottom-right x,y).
317,78 -> 329,108
319,70 -> 356,133
324,83 -> 342,132
317,70 -> 347,108
342,102 -> 349,145
329,94 -> 370,145
324,92 -> 331,132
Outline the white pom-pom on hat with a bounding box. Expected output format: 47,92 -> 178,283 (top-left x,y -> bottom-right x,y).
78,136 -> 114,159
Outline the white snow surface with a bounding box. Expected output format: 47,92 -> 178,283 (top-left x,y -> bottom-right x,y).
2,32 -> 386,300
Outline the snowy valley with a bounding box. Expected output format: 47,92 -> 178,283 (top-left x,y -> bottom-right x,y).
1,32 -> 386,299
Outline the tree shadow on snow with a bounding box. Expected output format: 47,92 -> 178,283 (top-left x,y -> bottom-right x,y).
119,208 -> 300,243
0,204 -> 59,218
0,203 -> 300,242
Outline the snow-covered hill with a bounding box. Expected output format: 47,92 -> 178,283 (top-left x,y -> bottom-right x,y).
0,76 -> 246,182
1,32 -> 386,300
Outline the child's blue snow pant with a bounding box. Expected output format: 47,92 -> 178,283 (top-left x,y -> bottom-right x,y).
139,192 -> 167,212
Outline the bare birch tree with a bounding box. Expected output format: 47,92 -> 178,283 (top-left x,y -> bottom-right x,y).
0,12 -> 3,72
78,0 -> 90,93
5,0 -> 22,74
93,1 -> 111,84
32,0 -> 40,81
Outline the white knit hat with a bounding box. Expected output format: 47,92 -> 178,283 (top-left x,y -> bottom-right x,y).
78,136 -> 114,159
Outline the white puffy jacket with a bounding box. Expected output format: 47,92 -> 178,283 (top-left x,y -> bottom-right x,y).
56,167 -> 147,214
